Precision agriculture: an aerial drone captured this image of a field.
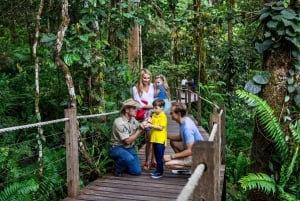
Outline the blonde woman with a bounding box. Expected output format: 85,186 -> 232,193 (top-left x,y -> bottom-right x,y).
133,69 -> 156,170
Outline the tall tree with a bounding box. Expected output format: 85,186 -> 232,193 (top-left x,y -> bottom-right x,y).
128,0 -> 142,71
193,0 -> 207,84
32,0 -> 45,176
248,1 -> 300,200
53,0 -> 76,108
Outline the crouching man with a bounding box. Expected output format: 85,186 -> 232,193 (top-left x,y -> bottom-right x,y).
164,102 -> 204,174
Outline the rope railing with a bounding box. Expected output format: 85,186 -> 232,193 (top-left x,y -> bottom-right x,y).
176,164 -> 206,201
0,118 -> 69,133
0,111 -> 119,133
77,111 -> 119,119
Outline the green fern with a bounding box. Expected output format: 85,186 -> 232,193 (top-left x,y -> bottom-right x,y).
278,187 -> 299,201
290,120 -> 300,144
236,90 -> 288,159
279,145 -> 299,188
239,173 -> 276,194
234,152 -> 250,181
33,148 -> 65,201
0,179 -> 38,201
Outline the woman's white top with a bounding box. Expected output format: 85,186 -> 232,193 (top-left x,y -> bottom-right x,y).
132,83 -> 155,108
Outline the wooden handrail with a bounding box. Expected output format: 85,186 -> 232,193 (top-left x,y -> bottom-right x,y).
176,164 -> 205,201
183,106 -> 225,201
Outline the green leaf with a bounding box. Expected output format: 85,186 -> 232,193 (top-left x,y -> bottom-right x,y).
284,96 -> 290,102
253,71 -> 271,84
282,20 -> 300,32
281,9 -> 296,20
255,40 -> 273,53
264,31 -> 271,38
266,20 -> 279,29
286,28 -> 297,37
287,77 -> 294,84
259,11 -> 271,21
295,64 -> 300,71
272,15 -> 283,21
264,2 -> 277,7
244,80 -> 261,94
40,33 -> 56,43
63,53 -> 81,66
282,18 -> 293,28
285,36 -> 299,47
288,85 -> 295,93
294,94 -> 300,107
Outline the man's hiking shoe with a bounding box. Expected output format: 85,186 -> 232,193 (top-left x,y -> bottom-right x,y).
171,170 -> 191,175
150,172 -> 163,179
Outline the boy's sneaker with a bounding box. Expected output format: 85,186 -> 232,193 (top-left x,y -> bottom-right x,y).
151,172 -> 163,179
171,170 -> 191,175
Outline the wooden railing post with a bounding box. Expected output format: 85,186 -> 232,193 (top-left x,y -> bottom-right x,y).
192,141 -> 218,201
65,108 -> 79,197
187,87 -> 192,112
197,94 -> 202,125
176,88 -> 181,102
220,106 -> 226,164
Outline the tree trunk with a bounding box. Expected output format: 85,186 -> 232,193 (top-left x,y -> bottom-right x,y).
53,0 -> 77,108
32,0 -> 44,176
225,0 -> 235,92
193,0 -> 207,84
249,48 -> 293,201
128,21 -> 141,71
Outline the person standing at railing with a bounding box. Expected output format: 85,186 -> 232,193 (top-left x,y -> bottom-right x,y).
109,98 -> 147,176
132,69 -> 155,170
154,74 -> 171,112
164,102 -> 204,174
144,99 -> 168,179
181,77 -> 188,88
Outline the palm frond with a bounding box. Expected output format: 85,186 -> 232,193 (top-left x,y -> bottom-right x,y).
239,173 -> 276,194
236,90 -> 288,159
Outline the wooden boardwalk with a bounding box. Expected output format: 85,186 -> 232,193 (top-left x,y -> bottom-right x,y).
64,111 -> 224,201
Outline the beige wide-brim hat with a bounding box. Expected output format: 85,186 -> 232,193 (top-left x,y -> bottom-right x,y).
121,98 -> 141,111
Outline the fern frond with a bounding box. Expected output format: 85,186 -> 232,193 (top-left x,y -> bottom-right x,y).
278,188 -> 299,201
234,152 -> 250,181
34,149 -> 64,201
279,145 -> 299,188
236,90 -> 288,159
239,173 -> 276,194
0,179 -> 38,201
290,120 -> 300,144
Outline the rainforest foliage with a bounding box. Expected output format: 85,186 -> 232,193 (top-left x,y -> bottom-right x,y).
0,0 -> 299,200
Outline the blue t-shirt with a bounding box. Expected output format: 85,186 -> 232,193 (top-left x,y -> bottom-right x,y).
180,117 -> 203,148
155,85 -> 167,99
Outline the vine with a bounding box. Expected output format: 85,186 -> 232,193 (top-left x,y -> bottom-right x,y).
245,1 -> 300,108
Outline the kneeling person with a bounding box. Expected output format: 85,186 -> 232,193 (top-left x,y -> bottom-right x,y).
164,102 -> 204,174
109,98 -> 146,176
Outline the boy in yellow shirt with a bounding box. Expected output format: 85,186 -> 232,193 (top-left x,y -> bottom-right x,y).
145,98 -> 167,179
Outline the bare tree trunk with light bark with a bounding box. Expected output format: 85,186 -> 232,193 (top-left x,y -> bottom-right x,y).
32,0 -> 44,176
